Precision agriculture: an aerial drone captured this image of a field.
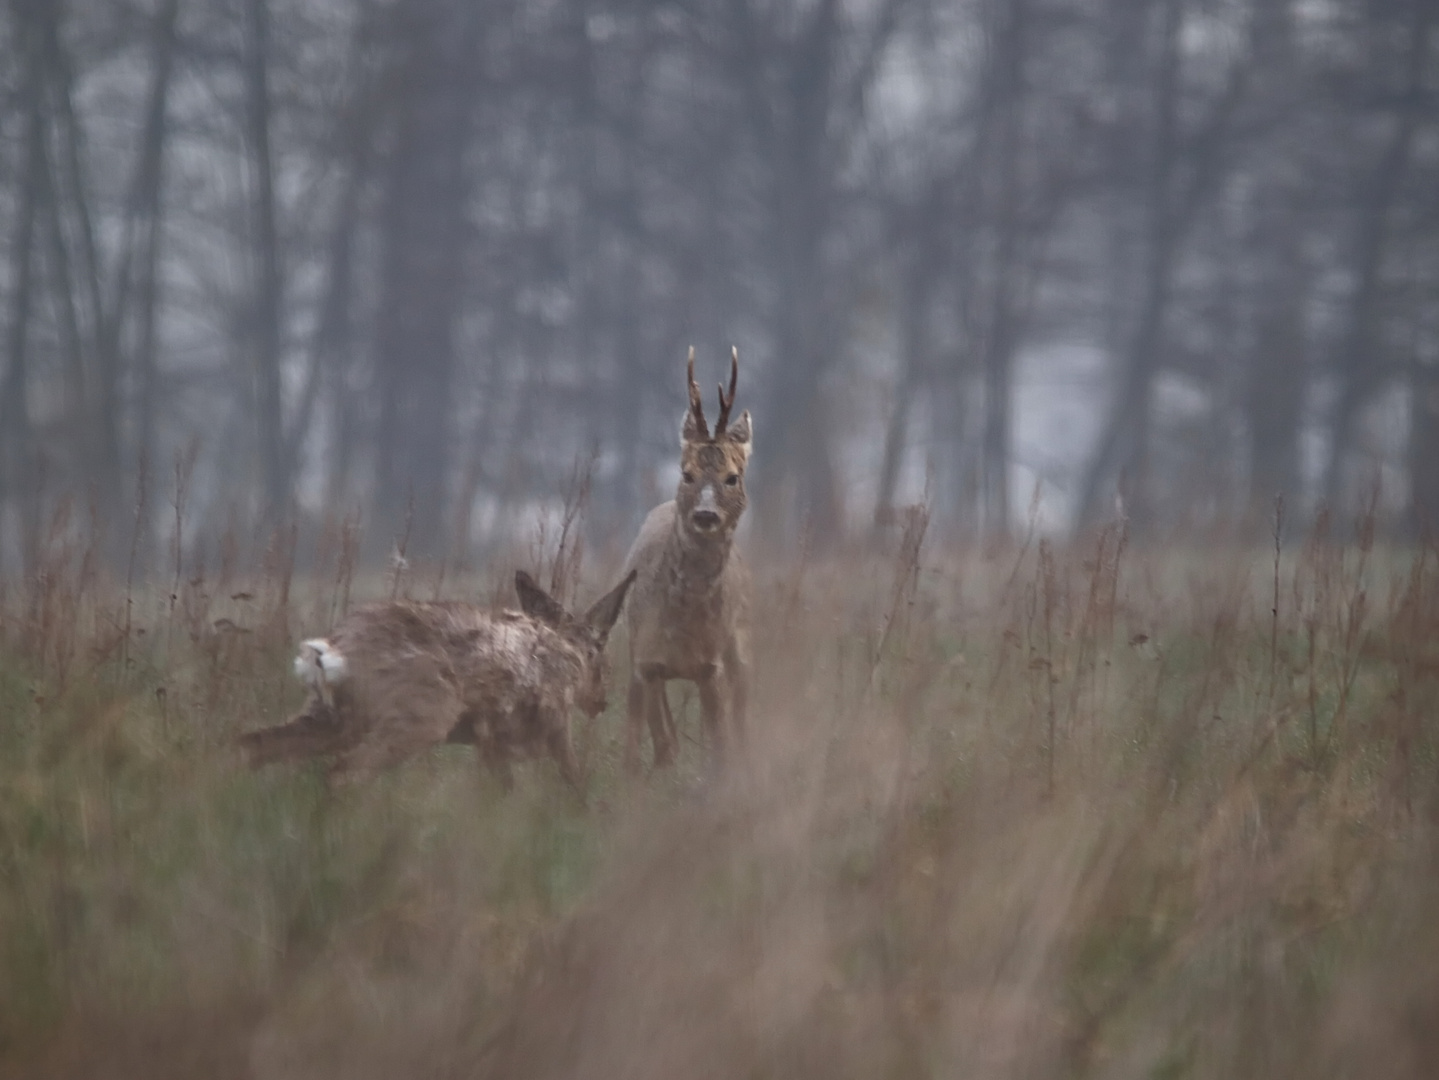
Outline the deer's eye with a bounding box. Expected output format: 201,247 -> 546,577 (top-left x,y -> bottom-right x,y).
724,474 -> 740,486
682,472 -> 696,484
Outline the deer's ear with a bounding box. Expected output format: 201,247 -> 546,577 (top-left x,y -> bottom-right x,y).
724,410 -> 752,459
514,571 -> 567,626
584,570 -> 637,640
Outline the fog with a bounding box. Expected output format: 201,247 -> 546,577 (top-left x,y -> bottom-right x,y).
0,0 -> 1435,567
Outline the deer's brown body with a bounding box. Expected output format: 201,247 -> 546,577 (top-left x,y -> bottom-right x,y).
238,571 -> 635,789
621,348 -> 752,770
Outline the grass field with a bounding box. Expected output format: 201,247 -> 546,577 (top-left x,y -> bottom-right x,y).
2,504 -> 1438,1078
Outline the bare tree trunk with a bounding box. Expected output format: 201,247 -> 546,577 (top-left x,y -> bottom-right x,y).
39,133 -> 94,452
565,0 -> 642,535
244,0 -> 287,521
1323,1 -> 1431,511
1411,362 -> 1439,536
728,0 -> 908,546
979,242 -> 1017,537
1241,0 -> 1304,518
283,131 -> 371,509
874,246 -> 933,535
977,0 -> 1029,540
1244,173 -> 1306,515
1075,0 -> 1183,530
1246,231 -> 1305,509
767,8 -> 841,545
132,0 -> 182,552
373,0 -> 481,553
319,99 -> 377,519
1,0 -> 183,562
0,1 -> 46,571
36,4 -> 113,498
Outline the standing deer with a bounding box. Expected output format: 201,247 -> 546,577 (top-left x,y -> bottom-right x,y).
238,570 -> 636,791
621,347 -> 752,771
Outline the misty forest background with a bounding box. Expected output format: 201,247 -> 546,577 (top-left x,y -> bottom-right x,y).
0,0 -> 1436,569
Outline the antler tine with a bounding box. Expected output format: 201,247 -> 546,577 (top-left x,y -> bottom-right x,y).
714,346 -> 739,435
686,345 -> 710,438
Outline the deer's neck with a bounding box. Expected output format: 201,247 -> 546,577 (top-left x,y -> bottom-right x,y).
669,518 -> 732,588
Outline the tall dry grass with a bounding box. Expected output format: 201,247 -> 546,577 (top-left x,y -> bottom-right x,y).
2,495 -> 1438,1079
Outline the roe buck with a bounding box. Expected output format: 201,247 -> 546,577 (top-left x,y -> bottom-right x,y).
621,347 -> 752,770
238,570 -> 636,791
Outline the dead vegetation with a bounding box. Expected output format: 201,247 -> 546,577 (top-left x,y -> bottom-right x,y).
2,494 -> 1439,1079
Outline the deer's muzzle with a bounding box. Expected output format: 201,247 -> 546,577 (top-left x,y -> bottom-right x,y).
691,485 -> 723,531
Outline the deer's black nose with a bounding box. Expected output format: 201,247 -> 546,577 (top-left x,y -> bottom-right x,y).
692,510 -> 720,530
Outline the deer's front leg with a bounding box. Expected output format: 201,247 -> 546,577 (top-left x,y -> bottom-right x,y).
696,669 -> 726,766
547,721 -> 585,802
478,743 -> 514,792
724,635 -> 750,755
648,682 -> 678,768
625,669 -> 647,774
631,664 -> 677,771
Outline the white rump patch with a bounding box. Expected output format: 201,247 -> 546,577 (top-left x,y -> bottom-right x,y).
294,638 -> 347,704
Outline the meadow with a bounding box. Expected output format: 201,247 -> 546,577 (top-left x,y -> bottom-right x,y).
1,500 -> 1437,1079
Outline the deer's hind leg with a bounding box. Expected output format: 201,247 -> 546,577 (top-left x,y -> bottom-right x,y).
328,681 -> 466,784
652,687 -> 677,768
723,633 -> 751,756
625,670 -> 647,774
627,669 -> 677,772
238,698 -> 350,766
480,745 -> 515,792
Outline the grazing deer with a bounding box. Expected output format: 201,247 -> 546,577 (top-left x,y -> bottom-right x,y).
621,347 -> 752,771
238,570 -> 637,792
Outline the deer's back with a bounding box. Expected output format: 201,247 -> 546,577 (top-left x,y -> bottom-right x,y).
328,602 -> 578,736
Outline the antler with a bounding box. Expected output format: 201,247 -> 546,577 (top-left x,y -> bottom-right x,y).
714,346 -> 739,436
686,346 -> 710,439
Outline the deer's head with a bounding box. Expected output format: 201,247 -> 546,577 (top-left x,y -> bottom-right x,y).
514,569 -> 637,718
677,346 -> 752,539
